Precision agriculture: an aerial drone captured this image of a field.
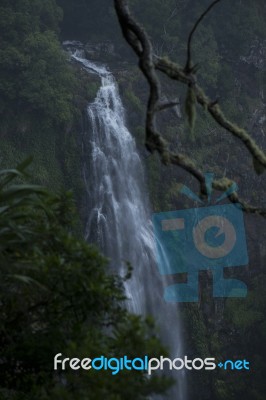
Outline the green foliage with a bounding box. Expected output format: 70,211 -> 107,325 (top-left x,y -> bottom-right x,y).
1,1 -> 266,399
0,162 -> 172,399
0,0 -> 88,213
210,275 -> 266,400
0,0 -> 76,127
125,88 -> 143,113
20,31 -> 75,125
114,4 -> 266,400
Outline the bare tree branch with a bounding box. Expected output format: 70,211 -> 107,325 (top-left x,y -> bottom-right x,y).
184,0 -> 222,72
113,0 -> 266,217
156,99 -> 180,112
155,57 -> 266,169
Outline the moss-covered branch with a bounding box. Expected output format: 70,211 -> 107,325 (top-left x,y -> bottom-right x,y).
114,0 -> 266,216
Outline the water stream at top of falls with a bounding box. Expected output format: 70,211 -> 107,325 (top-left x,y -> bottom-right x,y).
68,45 -> 187,399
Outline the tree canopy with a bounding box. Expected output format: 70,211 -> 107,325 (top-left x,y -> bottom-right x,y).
0,160 -> 171,399
0,0 -> 75,127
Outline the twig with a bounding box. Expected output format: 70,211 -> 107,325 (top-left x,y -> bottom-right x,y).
184,0 -> 222,73
113,0 -> 266,217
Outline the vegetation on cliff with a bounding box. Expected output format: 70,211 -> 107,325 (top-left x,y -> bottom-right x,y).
0,1 -> 266,399
0,161 -> 171,399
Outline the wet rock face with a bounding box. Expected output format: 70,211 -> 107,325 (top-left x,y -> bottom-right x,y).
63,40 -> 117,62
84,41 -> 116,60
240,39 -> 266,70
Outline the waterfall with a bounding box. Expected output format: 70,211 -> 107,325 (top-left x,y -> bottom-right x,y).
68,45 -> 187,399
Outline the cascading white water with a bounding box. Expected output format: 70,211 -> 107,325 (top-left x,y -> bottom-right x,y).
70,46 -> 187,399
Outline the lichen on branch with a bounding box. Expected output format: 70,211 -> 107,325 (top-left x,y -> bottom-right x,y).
113,0 -> 266,217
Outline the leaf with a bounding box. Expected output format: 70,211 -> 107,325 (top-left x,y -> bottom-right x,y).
0,184 -> 46,204
0,157 -> 33,189
7,274 -> 48,291
9,274 -> 34,285
0,169 -> 24,190
16,156 -> 34,173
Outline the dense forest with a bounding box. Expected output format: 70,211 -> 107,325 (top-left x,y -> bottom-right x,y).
0,1 -> 266,399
